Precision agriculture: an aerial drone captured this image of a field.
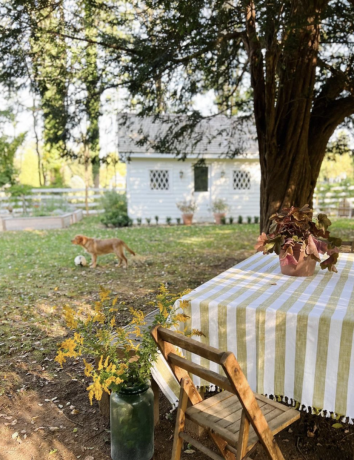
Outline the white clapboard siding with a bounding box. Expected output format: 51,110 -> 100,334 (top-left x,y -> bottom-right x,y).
126,158 -> 261,222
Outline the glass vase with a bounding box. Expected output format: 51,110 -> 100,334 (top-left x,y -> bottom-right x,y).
110,383 -> 154,460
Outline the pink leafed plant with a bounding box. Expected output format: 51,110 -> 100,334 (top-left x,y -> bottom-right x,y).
255,204 -> 342,273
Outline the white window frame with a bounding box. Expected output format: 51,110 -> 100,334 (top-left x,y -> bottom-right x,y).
232,169 -> 252,191
148,169 -> 171,192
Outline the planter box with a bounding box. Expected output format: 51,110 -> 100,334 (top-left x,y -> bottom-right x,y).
0,210 -> 83,231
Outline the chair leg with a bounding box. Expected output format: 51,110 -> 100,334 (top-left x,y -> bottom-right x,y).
171,378 -> 190,460
236,410 -> 250,460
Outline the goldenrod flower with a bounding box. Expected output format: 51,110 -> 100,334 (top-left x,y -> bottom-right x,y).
83,359 -> 94,377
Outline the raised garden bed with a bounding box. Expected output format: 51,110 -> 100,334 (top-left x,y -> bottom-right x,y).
0,209 -> 83,231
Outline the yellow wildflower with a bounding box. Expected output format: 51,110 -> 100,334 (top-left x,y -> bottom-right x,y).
87,375 -> 103,404
129,307 -> 145,325
83,359 -> 94,377
104,356 -> 110,368
112,297 -> 118,306
74,333 -> 84,345
60,338 -> 78,357
55,350 -> 66,367
174,313 -> 190,323
110,318 -> 116,327
98,355 -> 104,371
63,306 -> 78,329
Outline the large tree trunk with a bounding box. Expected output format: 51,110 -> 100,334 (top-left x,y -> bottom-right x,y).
246,1 -> 328,232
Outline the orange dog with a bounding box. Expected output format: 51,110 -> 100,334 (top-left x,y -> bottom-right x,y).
71,235 -> 135,268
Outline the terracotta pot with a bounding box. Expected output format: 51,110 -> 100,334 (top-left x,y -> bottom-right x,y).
279,243 -> 317,277
182,213 -> 193,225
214,213 -> 226,225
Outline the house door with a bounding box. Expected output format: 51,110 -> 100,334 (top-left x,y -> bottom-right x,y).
193,164 -> 212,222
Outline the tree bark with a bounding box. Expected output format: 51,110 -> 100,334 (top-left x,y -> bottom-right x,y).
245,1 -> 330,231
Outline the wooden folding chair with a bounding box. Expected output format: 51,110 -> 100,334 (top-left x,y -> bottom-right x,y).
151,326 -> 300,460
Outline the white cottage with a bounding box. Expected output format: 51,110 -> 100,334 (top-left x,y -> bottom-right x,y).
118,115 -> 260,223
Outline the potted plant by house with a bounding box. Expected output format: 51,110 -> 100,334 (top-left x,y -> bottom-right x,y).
255,204 -> 342,276
54,286 -> 197,460
176,199 -> 197,225
211,198 -> 228,225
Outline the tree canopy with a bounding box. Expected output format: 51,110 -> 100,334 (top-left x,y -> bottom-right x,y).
1,0 -> 354,228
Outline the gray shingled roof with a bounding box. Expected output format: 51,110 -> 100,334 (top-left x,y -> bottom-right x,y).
118,114 -> 258,158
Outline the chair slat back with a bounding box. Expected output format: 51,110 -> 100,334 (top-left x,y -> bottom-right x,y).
151,326 -> 287,459
157,327 -> 227,364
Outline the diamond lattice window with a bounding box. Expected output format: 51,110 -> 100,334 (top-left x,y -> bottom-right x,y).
233,170 -> 251,190
150,170 -> 169,190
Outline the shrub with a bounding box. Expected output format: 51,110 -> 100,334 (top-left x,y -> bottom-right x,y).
229,217 -> 234,224
176,217 -> 181,225
137,217 -> 142,226
238,215 -> 243,224
100,191 -> 132,227
254,216 -> 259,224
211,198 -> 228,213
247,216 -> 252,224
176,200 -> 197,213
146,217 -> 151,225
55,285 -> 203,402
155,215 -> 159,224
166,217 -> 172,225
220,216 -> 226,225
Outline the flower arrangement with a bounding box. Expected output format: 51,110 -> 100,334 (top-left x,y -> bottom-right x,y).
210,198 -> 228,213
55,285 -> 202,404
176,199 -> 197,214
255,204 -> 342,272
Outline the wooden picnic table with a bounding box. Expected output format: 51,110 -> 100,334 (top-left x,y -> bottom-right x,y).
153,252 -> 354,420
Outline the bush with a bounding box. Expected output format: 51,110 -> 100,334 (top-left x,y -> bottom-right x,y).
220,216 -> 226,225
229,217 -> 234,224
176,217 -> 181,225
238,215 -> 243,224
100,191 -> 132,227
166,217 -> 172,225
254,216 -> 259,224
155,215 -> 159,224
146,217 -> 151,225
247,216 -> 252,224
137,217 -> 142,226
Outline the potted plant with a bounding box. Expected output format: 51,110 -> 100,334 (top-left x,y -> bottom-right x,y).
255,204 -> 342,276
54,286 -> 198,460
211,199 -> 228,225
176,199 -> 197,225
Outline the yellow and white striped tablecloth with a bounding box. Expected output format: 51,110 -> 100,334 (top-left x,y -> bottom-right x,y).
152,252 -> 354,418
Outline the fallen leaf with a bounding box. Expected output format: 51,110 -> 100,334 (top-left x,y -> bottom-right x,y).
12,432 -> 19,439
73,428 -> 78,433
71,409 -> 79,415
49,427 -> 59,432
332,423 -> 343,429
184,450 -> 195,454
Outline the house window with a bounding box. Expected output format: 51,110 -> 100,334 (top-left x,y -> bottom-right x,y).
194,166 -> 208,192
150,170 -> 169,190
233,170 -> 251,190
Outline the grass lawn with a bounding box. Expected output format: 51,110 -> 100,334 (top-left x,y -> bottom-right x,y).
0,216 -> 353,460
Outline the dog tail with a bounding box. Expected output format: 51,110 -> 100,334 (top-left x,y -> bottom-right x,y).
124,243 -> 136,256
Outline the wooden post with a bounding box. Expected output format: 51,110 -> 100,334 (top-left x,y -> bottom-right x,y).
151,376 -> 160,427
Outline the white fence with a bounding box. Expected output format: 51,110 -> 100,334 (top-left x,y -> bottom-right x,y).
0,187 -> 124,217
314,184 -> 354,217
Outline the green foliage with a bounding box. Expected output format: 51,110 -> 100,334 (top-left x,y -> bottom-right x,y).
100,191 -> 132,228
166,217 -> 172,225
32,197 -> 72,217
155,215 -> 159,224
220,216 -> 226,225
0,107 -> 26,187
229,217 -> 234,225
211,199 -> 228,213
55,285 -> 196,400
176,217 -> 181,225
238,216 -> 243,224
146,217 -> 151,225
254,217 -> 259,224
137,217 -> 142,226
256,205 -> 342,272
247,216 -> 252,224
